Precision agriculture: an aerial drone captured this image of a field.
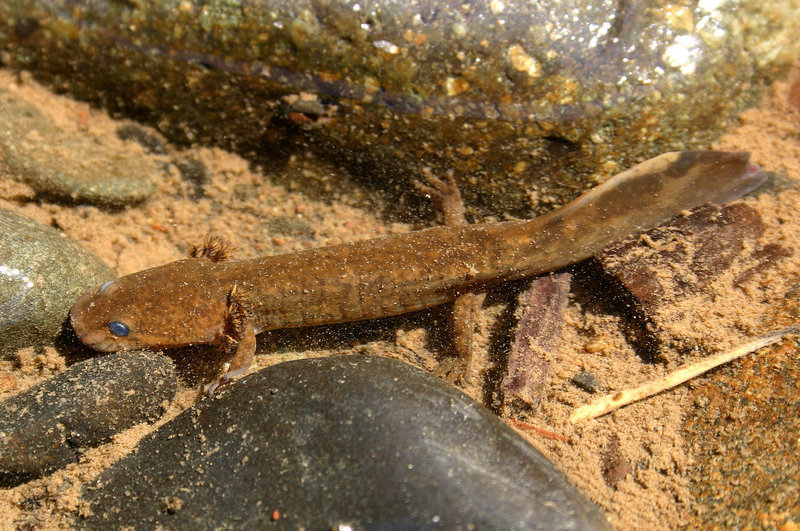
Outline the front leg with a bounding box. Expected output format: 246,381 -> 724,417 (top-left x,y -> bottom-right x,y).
205,283 -> 256,395
415,168 -> 467,226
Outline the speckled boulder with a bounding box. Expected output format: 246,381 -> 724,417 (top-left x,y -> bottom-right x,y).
1,1 -> 798,216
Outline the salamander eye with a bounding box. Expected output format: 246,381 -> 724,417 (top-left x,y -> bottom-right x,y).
108,321 -> 130,337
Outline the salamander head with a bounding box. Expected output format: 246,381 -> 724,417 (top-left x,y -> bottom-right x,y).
69,259 -> 226,352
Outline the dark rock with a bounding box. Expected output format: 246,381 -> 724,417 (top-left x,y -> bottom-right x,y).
81,355 -> 608,529
116,123 -> 167,154
1,2 -> 798,216
572,370 -> 601,394
0,351 -> 176,487
174,157 -> 208,199
264,215 -> 316,240
0,88 -> 156,205
0,208 -> 115,359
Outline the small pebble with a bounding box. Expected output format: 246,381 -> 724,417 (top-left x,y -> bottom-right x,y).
584,337 -> 608,353
0,351 -> 176,487
173,157 -> 208,199
116,123 -> 167,154
572,369 -> 601,394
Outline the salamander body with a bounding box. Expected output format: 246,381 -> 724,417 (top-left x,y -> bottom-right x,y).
69,151 -> 766,388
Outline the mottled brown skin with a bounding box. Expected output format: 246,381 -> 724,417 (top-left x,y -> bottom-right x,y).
69,151 -> 765,389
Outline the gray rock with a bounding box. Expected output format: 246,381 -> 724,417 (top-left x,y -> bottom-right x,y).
0,89 -> 155,205
0,208 -> 115,359
80,355 -> 608,529
1,1 -> 798,216
572,370 -> 601,394
0,350 -> 176,487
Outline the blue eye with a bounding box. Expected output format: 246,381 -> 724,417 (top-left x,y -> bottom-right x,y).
108,321 -> 130,337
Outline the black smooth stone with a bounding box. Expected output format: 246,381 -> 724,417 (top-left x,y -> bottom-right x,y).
80,354 -> 607,529
0,351 -> 175,487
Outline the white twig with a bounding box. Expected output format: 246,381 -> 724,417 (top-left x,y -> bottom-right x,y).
569,325 -> 799,423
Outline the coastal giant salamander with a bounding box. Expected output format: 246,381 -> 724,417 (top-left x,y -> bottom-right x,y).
69,151 -> 766,391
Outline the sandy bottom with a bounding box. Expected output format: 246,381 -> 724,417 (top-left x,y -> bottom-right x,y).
1,66 -> 799,529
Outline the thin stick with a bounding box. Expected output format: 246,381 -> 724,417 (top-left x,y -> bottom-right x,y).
569,325 -> 799,423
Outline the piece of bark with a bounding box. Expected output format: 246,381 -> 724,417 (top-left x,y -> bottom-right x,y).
788,79 -> 800,113
600,203 -> 761,305
502,272 -> 571,413
601,434 -> 632,489
597,203 -> 791,349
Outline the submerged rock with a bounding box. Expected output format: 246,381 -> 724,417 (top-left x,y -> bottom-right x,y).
1,1 -> 798,216
81,355 -> 608,529
0,351 -> 175,487
0,208 -> 115,359
0,89 -> 156,205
